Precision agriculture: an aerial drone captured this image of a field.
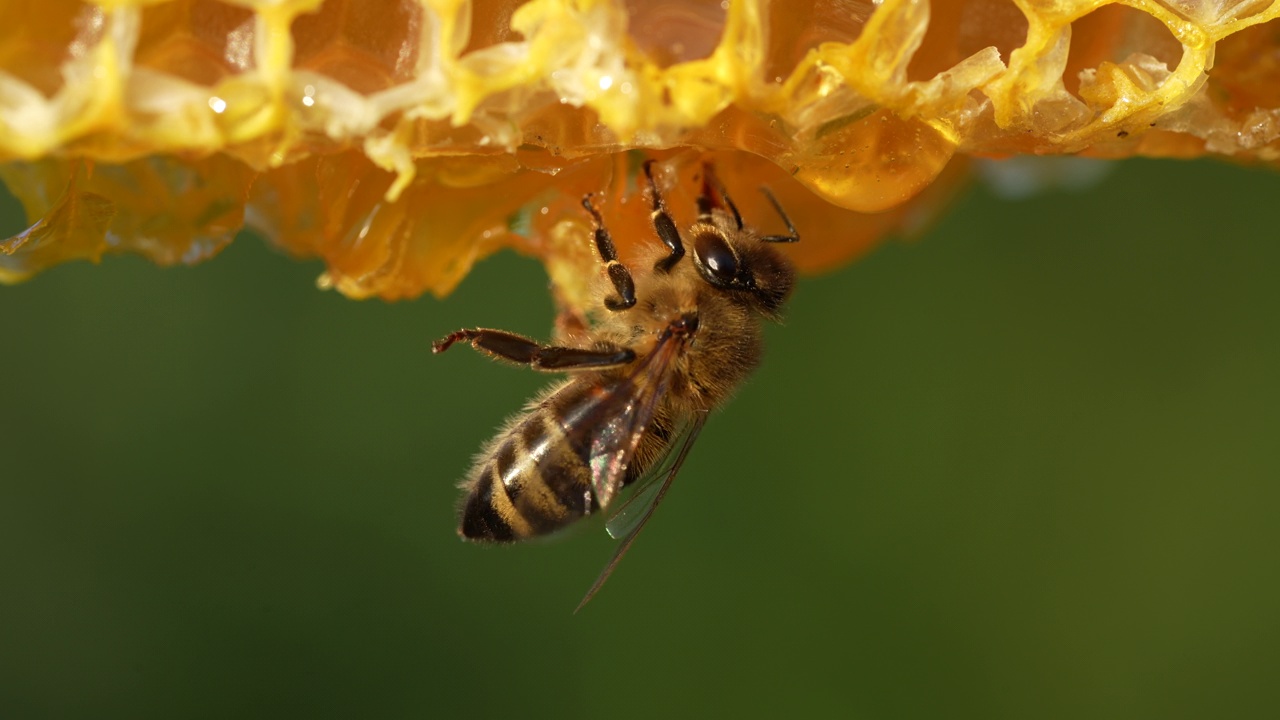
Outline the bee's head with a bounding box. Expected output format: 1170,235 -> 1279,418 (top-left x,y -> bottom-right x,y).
691,227 -> 795,319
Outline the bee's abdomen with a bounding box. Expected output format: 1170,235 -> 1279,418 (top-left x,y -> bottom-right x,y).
458,392 -> 597,542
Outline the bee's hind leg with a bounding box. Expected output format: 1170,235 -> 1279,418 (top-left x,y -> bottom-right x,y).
433,328 -> 635,371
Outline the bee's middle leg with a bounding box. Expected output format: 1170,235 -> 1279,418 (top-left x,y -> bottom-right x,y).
642,160 -> 686,274
582,193 -> 636,312
433,328 -> 635,371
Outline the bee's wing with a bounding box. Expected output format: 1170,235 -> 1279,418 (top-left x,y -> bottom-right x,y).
584,330 -> 684,510
576,410 -> 708,612
605,412 -> 705,540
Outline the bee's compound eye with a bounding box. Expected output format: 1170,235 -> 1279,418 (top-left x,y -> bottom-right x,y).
694,232 -> 739,286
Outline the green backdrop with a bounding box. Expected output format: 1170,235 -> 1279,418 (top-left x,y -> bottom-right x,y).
2,158 -> 1277,719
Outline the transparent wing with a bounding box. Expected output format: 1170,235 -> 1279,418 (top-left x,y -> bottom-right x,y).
584,330 -> 684,510
576,410 -> 708,612
605,413 -> 702,540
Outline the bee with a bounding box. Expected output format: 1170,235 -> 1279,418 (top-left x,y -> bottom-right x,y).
432,159 -> 798,608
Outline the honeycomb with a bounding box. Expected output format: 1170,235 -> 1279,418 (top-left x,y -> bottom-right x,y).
2,0 -> 1279,303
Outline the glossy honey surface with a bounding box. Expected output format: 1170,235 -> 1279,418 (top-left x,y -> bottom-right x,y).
3,0 -> 1280,299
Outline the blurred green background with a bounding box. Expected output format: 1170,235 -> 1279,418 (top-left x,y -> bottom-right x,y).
1,158 -> 1278,719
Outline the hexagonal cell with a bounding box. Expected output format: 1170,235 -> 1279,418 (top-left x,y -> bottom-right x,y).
624,0 -> 727,69
134,0 -> 257,86
1064,3 -> 1182,100
0,0 -> 104,97
291,0 -> 424,95
1210,17 -> 1280,117
907,0 -> 1029,82
764,0 -> 875,84
1159,0 -> 1274,26
461,0 -> 530,56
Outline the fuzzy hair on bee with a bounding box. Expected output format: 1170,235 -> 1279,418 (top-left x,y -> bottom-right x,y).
432,159 -> 798,608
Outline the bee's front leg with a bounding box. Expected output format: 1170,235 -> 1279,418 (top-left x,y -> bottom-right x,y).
642,160 -> 686,274
697,161 -> 743,230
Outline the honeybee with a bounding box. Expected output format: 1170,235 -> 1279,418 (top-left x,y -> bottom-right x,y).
433,159 -> 798,609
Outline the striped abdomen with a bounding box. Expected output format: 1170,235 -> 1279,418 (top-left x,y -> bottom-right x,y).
458,379 -> 671,542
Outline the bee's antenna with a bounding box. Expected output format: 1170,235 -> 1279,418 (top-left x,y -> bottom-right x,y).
758,188 -> 799,243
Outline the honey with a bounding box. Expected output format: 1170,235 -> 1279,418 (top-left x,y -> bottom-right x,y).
2,0 -> 1278,305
